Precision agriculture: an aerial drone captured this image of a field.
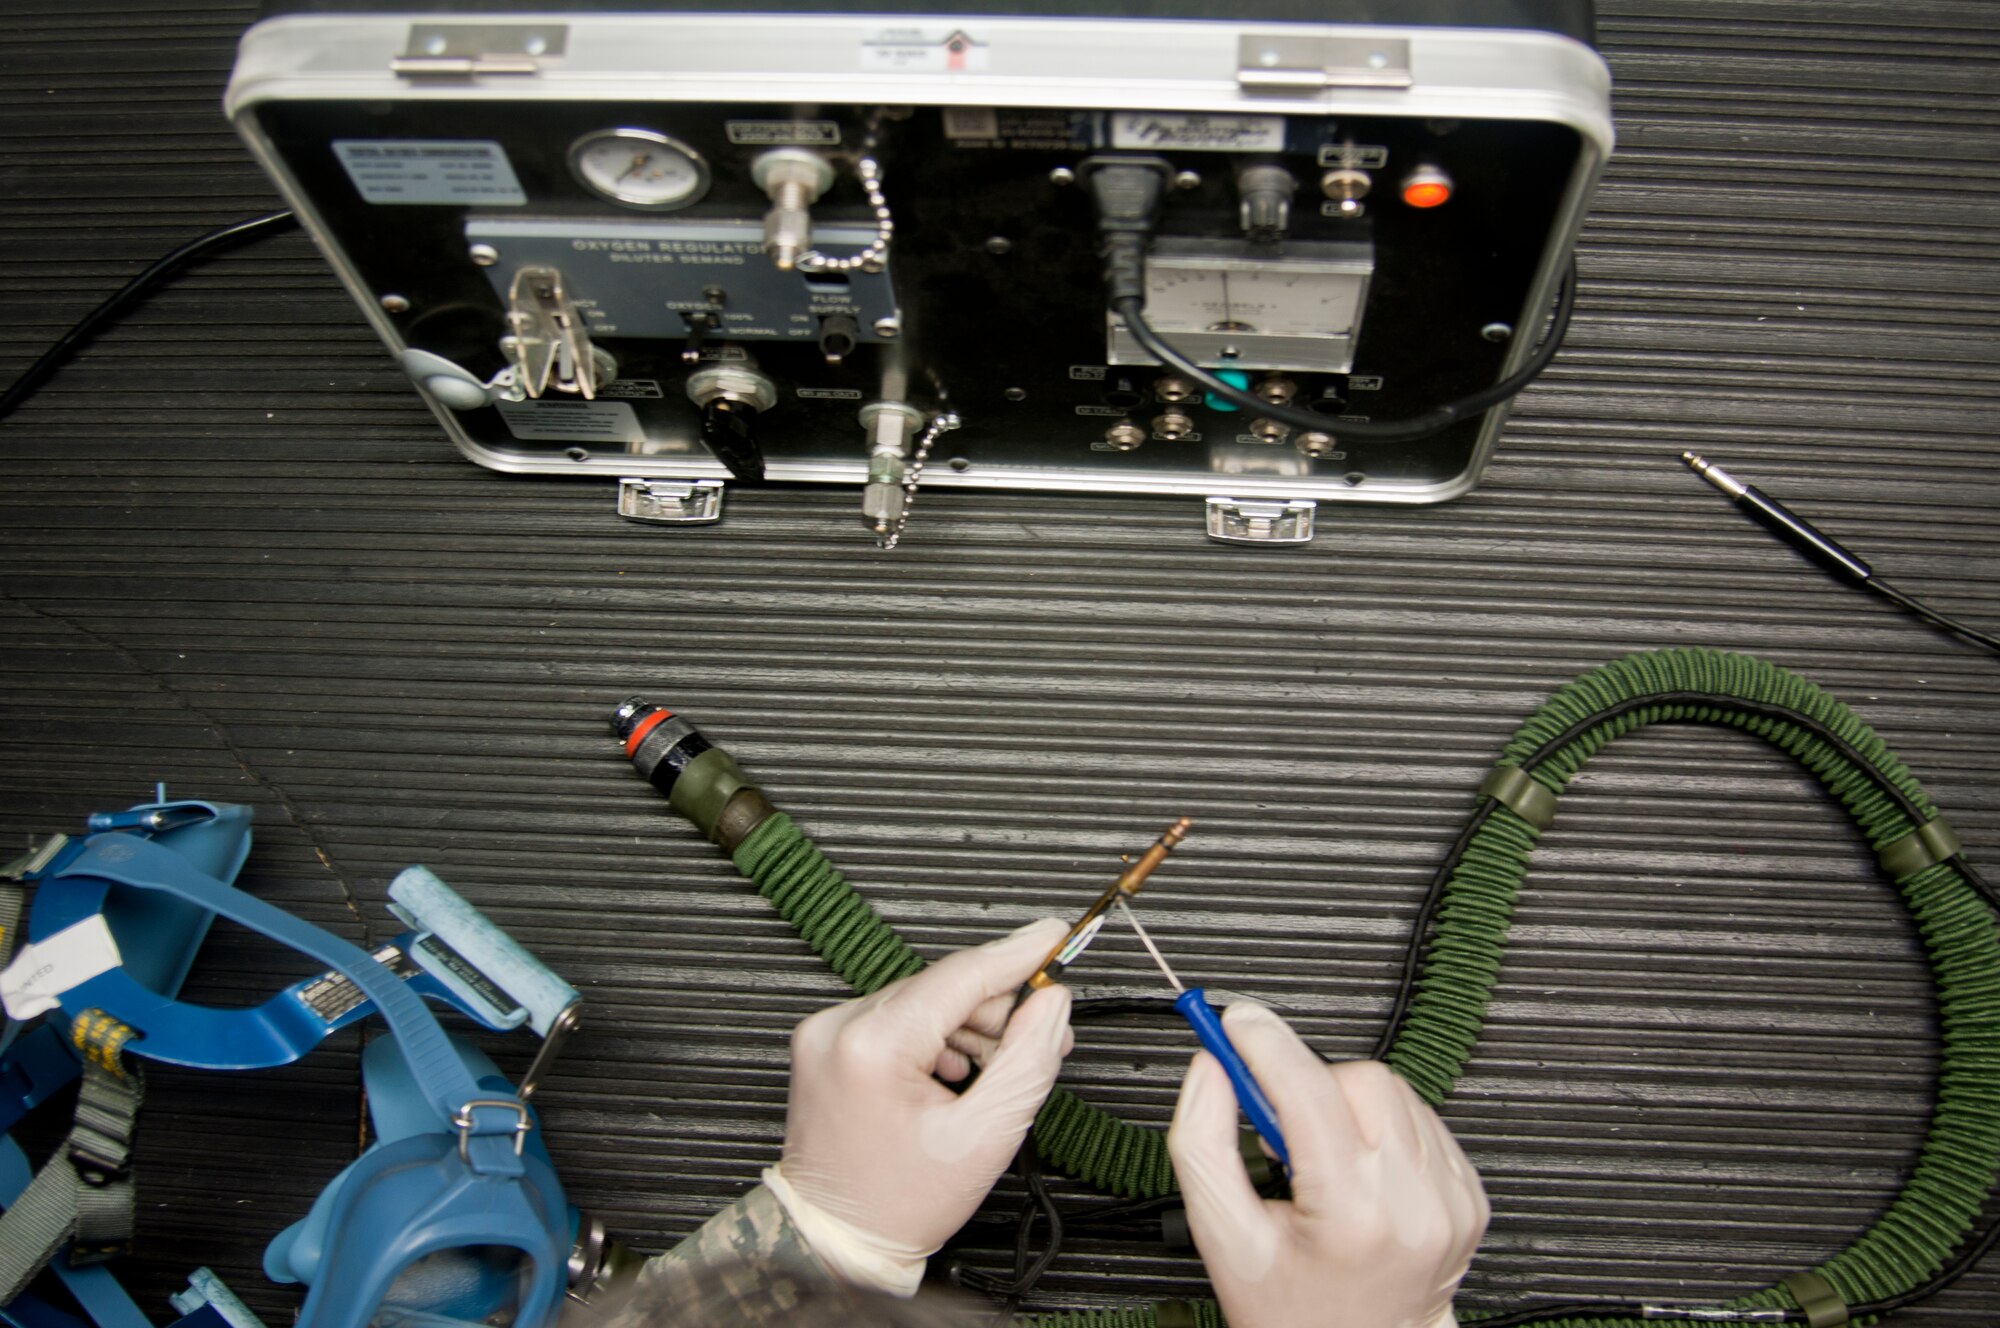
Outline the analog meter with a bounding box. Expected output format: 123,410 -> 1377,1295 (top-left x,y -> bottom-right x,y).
569,129 -> 710,209
1109,239 -> 1374,373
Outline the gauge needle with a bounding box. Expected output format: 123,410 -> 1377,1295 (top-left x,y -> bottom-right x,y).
618,153 -> 652,182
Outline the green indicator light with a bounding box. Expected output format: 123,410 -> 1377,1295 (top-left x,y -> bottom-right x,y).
1206,369 -> 1250,413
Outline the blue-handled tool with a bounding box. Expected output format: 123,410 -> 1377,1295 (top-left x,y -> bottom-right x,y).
1117,899 -> 1290,1173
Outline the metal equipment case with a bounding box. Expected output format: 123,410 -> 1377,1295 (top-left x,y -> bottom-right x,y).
227,1 -> 1611,541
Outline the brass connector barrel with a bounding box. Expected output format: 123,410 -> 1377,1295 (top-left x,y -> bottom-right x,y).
1025,817 -> 1192,991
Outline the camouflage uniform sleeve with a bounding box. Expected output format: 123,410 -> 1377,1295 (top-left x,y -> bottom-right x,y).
568,1183 -> 844,1328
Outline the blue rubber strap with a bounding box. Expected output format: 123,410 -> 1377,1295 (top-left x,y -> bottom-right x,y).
0,1026 -> 83,1136
62,835 -> 524,1177
1175,987 -> 1291,1173
1,1288 -> 89,1328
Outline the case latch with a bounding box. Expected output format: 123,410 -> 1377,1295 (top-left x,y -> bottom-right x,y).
1237,35 -> 1413,91
1205,497 -> 1317,544
391,24 -> 567,77
618,479 -> 726,526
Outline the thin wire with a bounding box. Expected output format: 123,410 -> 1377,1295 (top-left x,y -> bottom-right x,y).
1869,579 -> 2000,657
1110,255 -> 1576,443
0,210 -> 298,423
1117,898 -> 1183,992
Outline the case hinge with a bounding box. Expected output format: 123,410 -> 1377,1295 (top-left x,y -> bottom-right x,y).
392,24 -> 566,77
1237,35 -> 1412,92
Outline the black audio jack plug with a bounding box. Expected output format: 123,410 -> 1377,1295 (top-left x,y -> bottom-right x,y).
1682,452 -> 1872,585
1681,451 -> 2000,657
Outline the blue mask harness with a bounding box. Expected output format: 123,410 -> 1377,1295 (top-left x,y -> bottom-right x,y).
0,796 -> 586,1328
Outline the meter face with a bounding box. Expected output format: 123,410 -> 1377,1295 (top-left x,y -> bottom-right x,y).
569,129 -> 710,209
1110,242 -> 1374,372
1145,262 -> 1368,338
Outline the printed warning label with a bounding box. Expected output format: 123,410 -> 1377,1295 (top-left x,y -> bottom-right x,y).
598,379 -> 664,399
333,140 -> 526,206
496,399 -> 644,444
863,26 -> 990,72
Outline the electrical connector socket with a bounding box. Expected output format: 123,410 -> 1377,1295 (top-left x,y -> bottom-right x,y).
1079,155 -> 1174,306
1079,155 -> 1173,232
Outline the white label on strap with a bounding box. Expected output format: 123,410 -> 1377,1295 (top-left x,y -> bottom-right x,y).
1,914 -> 122,1020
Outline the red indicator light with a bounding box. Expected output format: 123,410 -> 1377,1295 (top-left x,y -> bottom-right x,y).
1401,166 -> 1454,209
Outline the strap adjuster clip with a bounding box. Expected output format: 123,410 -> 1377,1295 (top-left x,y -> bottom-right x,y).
451,1097 -> 532,1162
66,1144 -> 130,1186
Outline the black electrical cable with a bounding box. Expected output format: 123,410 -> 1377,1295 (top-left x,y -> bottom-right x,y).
956,1139 -> 1064,1307
0,209 -> 299,424
1111,259 -> 1575,444
1852,1204 -> 2000,1316
1364,687 -> 2000,1324
1374,689 -> 2000,1061
1459,1205 -> 2000,1328
1682,454 -> 2000,660
1070,996 -> 1219,1022
1466,1302 -> 1800,1327
1870,578 -> 2000,658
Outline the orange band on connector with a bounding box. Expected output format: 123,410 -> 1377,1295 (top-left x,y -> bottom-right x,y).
623,708 -> 674,758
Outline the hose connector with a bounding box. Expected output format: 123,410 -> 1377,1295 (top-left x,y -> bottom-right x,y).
611,699 -> 776,850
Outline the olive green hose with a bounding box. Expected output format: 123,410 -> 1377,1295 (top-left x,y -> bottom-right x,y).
1398,649 -> 2000,1326
733,813 -> 1176,1198
711,647 -> 2000,1326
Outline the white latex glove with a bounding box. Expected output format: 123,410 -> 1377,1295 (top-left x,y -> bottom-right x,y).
766,917 -> 1075,1296
1167,1002 -> 1489,1328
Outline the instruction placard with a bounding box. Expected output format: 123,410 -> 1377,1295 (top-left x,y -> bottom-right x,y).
333,140 -> 527,206
496,399 -> 644,445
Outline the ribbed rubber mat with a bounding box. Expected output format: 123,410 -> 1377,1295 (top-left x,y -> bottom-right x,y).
2,0 -> 1998,1322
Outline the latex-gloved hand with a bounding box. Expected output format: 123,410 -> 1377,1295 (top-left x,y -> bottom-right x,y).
765,917 -> 1075,1297
1167,1003 -> 1489,1328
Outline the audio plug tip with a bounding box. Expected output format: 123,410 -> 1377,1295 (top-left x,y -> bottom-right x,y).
1681,452 -> 1746,499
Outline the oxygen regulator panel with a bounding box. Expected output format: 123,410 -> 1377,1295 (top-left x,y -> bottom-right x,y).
227,1 -> 1611,543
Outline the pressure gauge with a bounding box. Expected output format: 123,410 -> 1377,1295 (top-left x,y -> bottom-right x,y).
1109,240 -> 1374,373
569,129 -> 709,210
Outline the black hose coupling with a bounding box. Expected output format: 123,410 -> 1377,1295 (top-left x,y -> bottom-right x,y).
611,698 -> 777,851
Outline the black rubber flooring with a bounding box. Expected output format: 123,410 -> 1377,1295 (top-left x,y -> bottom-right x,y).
2,0 -> 1998,1322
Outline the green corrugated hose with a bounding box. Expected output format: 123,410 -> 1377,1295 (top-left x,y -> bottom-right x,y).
732,812 -> 1177,1199
720,648 -> 2000,1327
